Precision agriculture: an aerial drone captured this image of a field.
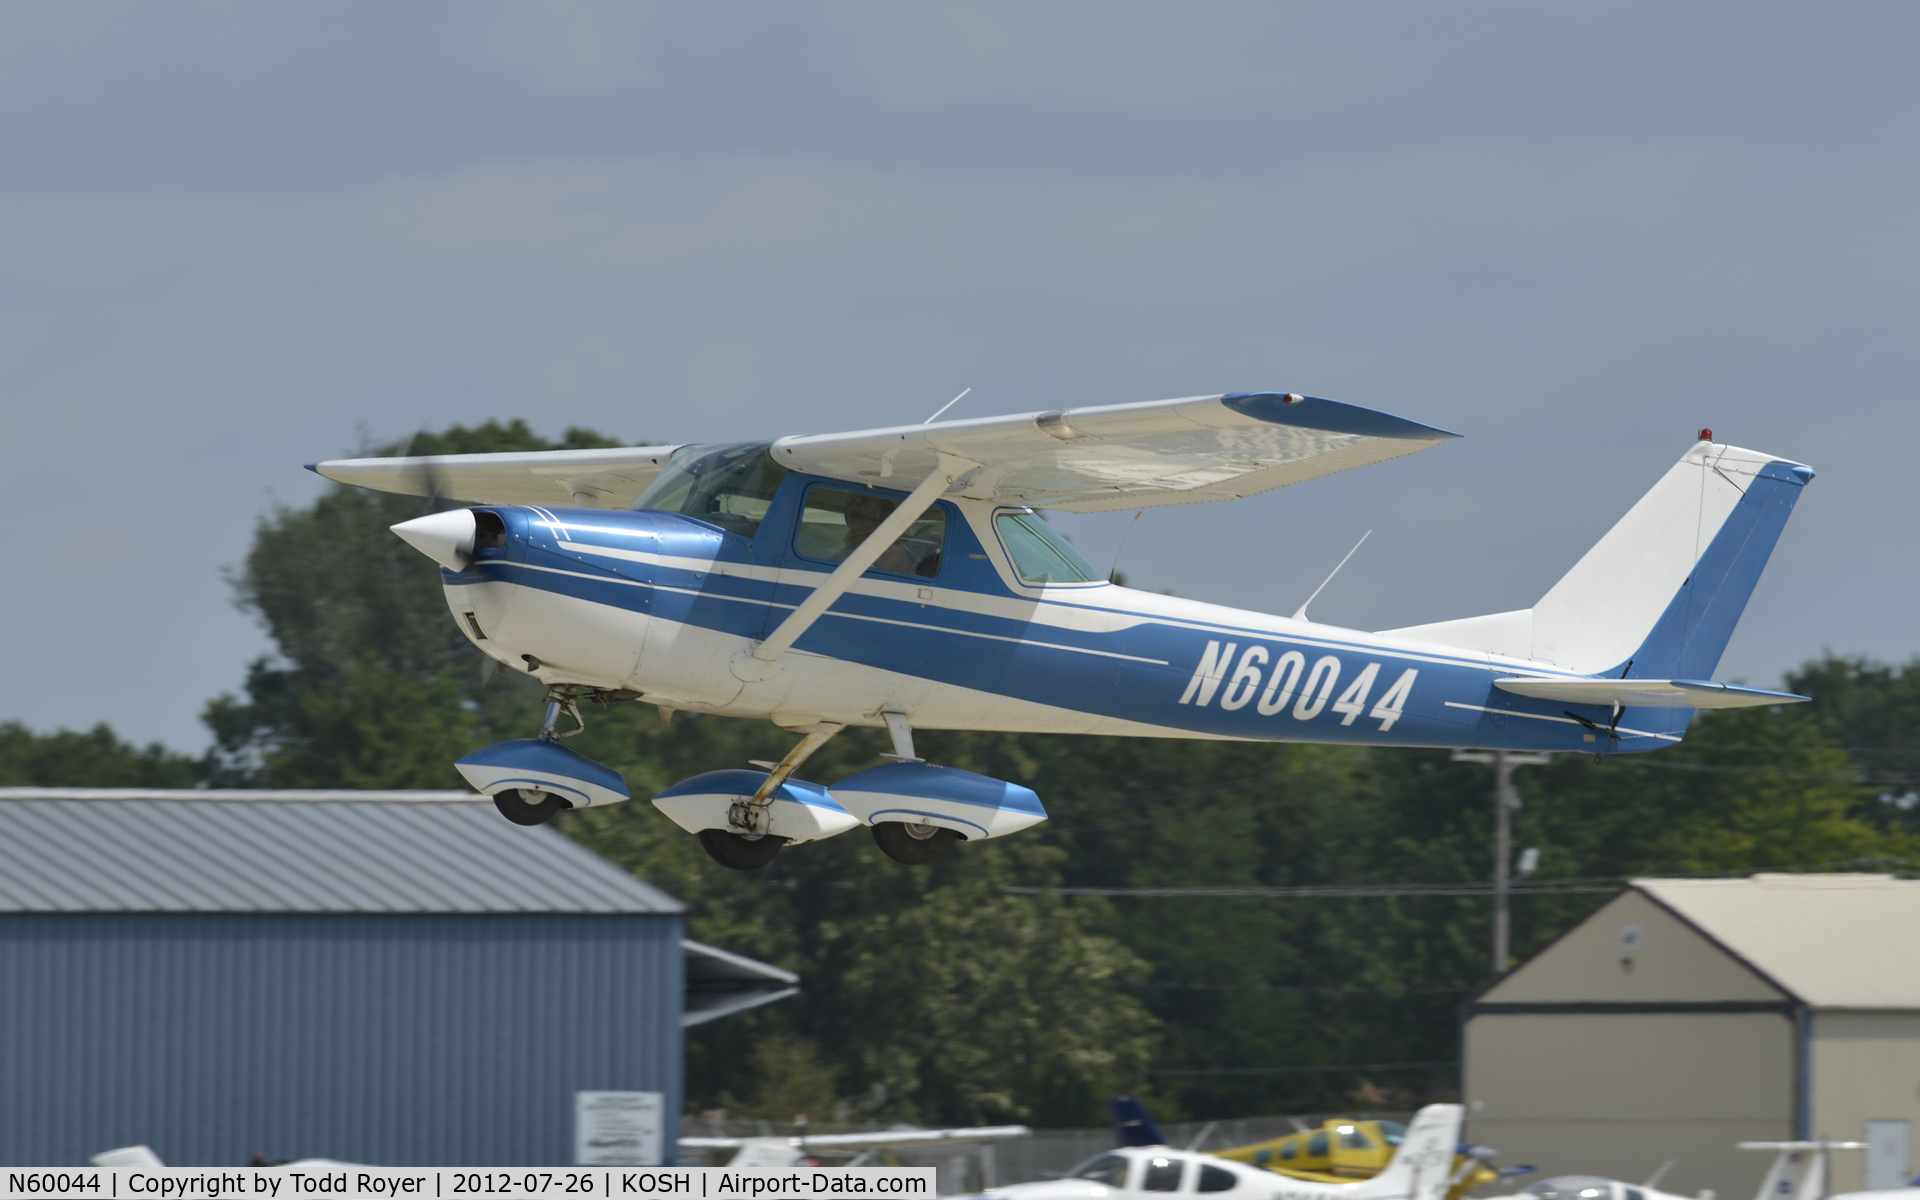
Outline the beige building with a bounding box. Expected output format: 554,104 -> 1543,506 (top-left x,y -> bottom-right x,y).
1463,875 -> 1920,1199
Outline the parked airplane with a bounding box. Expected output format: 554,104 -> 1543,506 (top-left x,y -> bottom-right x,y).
1215,1117 -> 1411,1179
679,1124 -> 1031,1171
315,392 -> 1815,868
977,1103 -> 1464,1200
1209,1117 -> 1500,1197
1477,1139 -> 1871,1200
1483,1173 -> 1698,1200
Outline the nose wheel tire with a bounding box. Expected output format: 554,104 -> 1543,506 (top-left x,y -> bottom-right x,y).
871,821 -> 960,864
492,788 -> 571,826
699,829 -> 789,870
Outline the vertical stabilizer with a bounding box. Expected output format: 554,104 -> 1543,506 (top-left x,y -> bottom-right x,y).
1355,1104 -> 1463,1200
1107,1093 -> 1168,1148
1383,439 -> 1813,678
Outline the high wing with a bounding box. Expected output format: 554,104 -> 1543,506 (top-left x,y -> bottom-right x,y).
309,392 -> 1450,513
309,446 -> 684,509
774,392 -> 1457,512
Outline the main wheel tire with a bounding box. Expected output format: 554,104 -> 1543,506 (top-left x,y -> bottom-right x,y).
871,821 -> 960,864
493,788 -> 571,826
698,829 -> 788,870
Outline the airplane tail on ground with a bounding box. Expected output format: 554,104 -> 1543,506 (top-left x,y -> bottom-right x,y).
1353,1104 -> 1464,1200
1384,436 -> 1814,682
1107,1092 -> 1168,1147
1740,1141 -> 1867,1200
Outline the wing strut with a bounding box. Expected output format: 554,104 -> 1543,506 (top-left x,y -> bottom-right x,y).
746,457 -> 968,667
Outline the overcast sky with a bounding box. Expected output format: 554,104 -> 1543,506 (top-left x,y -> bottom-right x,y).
2,2 -> 1915,751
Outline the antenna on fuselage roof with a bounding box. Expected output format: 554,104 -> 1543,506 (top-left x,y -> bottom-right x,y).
923,388 -> 971,424
1291,530 -> 1370,622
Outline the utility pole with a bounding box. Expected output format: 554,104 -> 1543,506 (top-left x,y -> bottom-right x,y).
1451,749 -> 1552,978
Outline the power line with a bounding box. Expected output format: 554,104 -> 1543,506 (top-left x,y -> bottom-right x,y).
1151,1060 -> 1457,1078
1128,982 -> 1477,995
1007,880 -> 1621,898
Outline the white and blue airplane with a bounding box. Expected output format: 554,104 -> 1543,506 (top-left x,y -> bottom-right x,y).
315,391 -> 1814,869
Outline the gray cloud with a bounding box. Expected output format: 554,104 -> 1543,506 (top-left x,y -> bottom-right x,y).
0,1 -> 1913,749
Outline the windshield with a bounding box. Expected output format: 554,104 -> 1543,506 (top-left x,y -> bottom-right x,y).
1071,1155 -> 1129,1188
1376,1122 -> 1406,1147
994,510 -> 1102,585
631,443 -> 788,538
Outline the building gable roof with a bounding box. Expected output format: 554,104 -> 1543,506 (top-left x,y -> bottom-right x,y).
1476,886 -> 1790,1006
1635,875 -> 1920,1009
0,795 -> 682,915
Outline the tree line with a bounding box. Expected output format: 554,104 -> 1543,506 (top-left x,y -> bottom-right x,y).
7,419 -> 1916,1129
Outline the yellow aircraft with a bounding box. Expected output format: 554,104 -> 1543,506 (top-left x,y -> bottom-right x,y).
1214,1119 -> 1501,1199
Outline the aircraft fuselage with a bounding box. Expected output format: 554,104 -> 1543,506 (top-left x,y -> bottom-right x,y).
441,473 -> 1682,755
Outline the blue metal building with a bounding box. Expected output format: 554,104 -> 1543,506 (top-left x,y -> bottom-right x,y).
0,795 -> 747,1168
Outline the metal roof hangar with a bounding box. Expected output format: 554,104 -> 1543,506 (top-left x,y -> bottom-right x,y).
0,793 -> 793,1167
1463,875 -> 1920,1199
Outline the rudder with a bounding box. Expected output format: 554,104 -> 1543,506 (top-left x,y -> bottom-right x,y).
1385,437 -> 1814,679
1353,1104 -> 1463,1200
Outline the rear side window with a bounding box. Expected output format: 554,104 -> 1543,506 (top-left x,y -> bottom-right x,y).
1198,1165 -> 1238,1194
1073,1156 -> 1130,1188
1279,1141 -> 1299,1161
1142,1157 -> 1184,1192
994,510 -> 1101,584
1307,1132 -> 1328,1157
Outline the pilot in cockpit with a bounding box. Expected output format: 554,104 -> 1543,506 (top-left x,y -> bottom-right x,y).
836,494 -> 918,574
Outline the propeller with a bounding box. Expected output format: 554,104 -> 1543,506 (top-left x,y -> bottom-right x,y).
395,428 -> 458,514
393,426 -> 503,692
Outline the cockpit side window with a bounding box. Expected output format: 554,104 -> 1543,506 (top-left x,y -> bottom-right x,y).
1141,1157 -> 1185,1192
994,510 -> 1102,585
1072,1155 -> 1130,1188
1197,1165 -> 1238,1194
630,443 -> 788,538
796,485 -> 945,579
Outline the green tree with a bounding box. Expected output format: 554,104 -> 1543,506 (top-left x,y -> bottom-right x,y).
1785,655 -> 1920,834
186,416 -> 1916,1125
205,420 -> 621,786
0,721 -> 199,786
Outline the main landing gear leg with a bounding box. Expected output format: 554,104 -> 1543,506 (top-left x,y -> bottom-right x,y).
492,688 -> 587,827
698,723 -> 845,870
869,713 -> 959,864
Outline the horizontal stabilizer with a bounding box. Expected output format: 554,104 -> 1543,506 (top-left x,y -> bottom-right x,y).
1493,677 -> 1809,709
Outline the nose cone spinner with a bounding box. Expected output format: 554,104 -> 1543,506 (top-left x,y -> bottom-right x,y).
391,508 -> 477,571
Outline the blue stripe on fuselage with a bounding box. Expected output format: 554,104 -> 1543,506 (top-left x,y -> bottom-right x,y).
452,494 -> 1659,753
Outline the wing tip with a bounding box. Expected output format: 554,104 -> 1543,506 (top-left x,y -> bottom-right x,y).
1220,392 -> 1462,441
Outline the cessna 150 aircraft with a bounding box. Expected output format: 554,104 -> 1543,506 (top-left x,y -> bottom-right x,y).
314,391 -> 1814,869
